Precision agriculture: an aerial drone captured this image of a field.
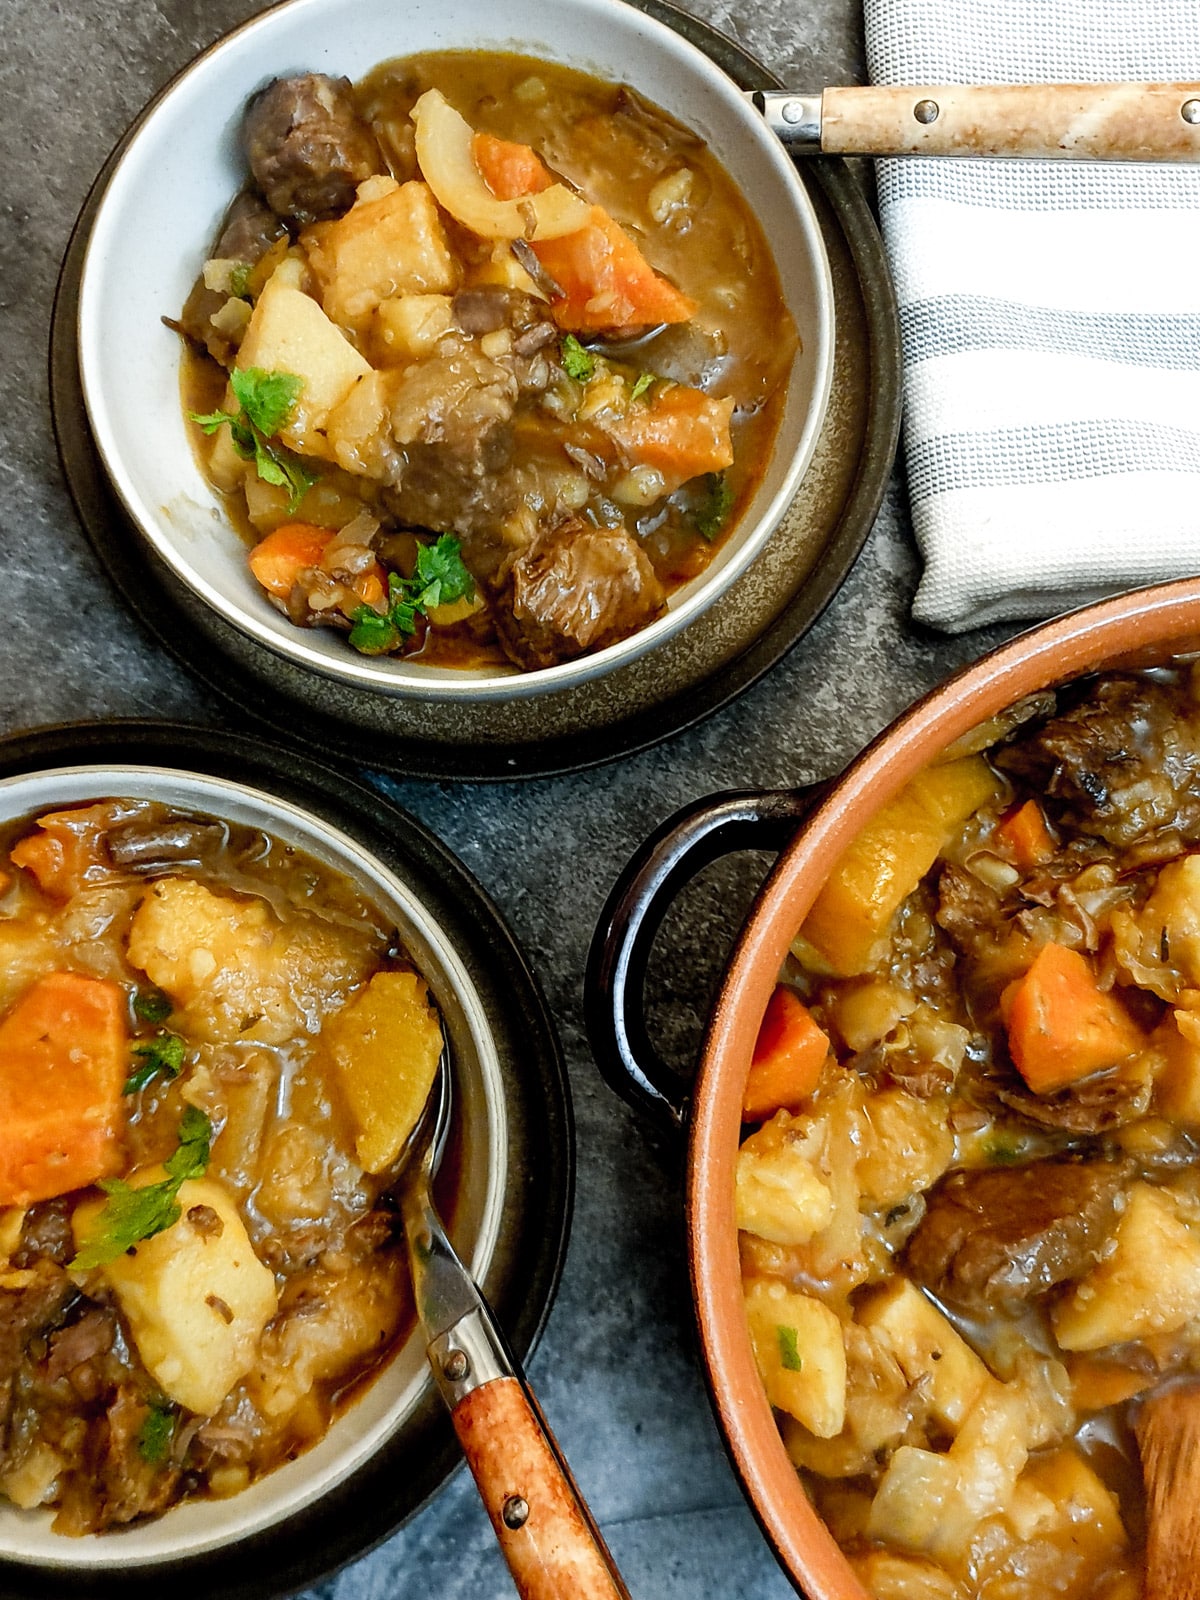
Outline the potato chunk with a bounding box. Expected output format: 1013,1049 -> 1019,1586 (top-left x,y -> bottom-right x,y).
248,1255 -> 407,1424
74,1176 -> 277,1415
235,270 -> 371,459
317,970 -> 443,1174
744,1279 -> 847,1437
859,1277 -> 989,1433
856,1088 -> 955,1212
374,293 -> 455,362
796,756 -> 1002,976
1053,1180 -> 1200,1349
735,1113 -> 834,1245
305,178 -> 459,331
126,877 -> 376,1047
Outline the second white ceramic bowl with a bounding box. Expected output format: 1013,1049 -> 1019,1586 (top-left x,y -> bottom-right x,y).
77,0 -> 835,703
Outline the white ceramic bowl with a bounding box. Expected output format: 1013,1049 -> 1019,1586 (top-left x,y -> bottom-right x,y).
77,0 -> 835,703
0,750 -> 541,1593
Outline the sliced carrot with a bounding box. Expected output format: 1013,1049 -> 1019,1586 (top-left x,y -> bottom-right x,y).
472,132 -> 698,333
1005,942 -> 1143,1095
247,523 -> 336,598
608,384 -> 734,487
0,972 -> 128,1207
473,131 -> 553,198
742,986 -> 830,1121
9,804 -> 113,900
997,799 -> 1056,873
533,208 -> 698,332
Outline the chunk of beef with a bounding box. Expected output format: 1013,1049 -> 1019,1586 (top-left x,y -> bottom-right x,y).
46,1307 -> 117,1386
52,1386 -> 182,1535
450,288 -> 558,391
0,1261 -> 76,1437
14,1198 -> 76,1268
243,74 -> 383,225
106,815 -> 227,871
179,191 -> 288,364
995,674 -> 1200,848
902,1158 -> 1132,1314
490,520 -> 666,670
992,1069 -> 1152,1135
212,189 -> 290,264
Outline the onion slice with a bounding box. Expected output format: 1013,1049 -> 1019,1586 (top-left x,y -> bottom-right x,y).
411,89 -> 590,242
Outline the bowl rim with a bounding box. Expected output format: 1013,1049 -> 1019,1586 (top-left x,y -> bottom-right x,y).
686,574 -> 1200,1599
0,719 -> 573,1599
75,0 -> 837,703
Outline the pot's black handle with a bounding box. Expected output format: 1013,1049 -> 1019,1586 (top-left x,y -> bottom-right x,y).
584,785 -> 826,1137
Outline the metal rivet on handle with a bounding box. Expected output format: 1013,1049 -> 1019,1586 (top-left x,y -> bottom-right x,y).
502,1495 -> 530,1530
1183,99 -> 1200,124
781,100 -> 806,124
913,99 -> 940,124
443,1348 -> 470,1382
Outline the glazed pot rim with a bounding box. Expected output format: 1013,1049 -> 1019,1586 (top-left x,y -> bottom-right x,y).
686,574 -> 1200,1599
75,0 -> 836,704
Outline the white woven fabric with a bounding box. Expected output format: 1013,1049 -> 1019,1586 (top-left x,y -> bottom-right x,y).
863,0 -> 1200,631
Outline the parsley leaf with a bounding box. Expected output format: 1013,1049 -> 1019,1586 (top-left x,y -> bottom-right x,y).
252,433 -> 318,510
695,471 -> 734,541
348,607 -> 400,656
630,372 -> 655,402
348,537 -> 475,658
188,367 -> 316,514
228,261 -> 254,300
166,1105 -> 212,1184
560,334 -> 594,382
132,990 -> 172,1024
138,1400 -> 176,1465
413,534 -> 475,610
776,1324 -> 804,1373
70,1107 -> 213,1271
230,367 -> 304,439
123,1031 -> 186,1095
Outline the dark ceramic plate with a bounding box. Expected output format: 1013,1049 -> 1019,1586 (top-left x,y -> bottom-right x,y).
49,4 -> 900,781
0,720 -> 571,1600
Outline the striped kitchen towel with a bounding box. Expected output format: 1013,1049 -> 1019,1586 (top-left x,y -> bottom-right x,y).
863,0 -> 1200,632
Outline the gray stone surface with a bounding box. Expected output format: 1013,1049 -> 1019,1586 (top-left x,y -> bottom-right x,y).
0,1 -> 1014,1595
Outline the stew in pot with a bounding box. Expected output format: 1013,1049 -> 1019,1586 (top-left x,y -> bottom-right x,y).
738,662 -> 1200,1599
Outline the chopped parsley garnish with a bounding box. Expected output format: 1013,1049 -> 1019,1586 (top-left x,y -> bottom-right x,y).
776,1324 -> 804,1373
189,367 -> 317,514
349,535 -> 475,657
630,372 -> 655,402
560,334 -> 594,382
695,471 -> 735,541
132,989 -> 172,1024
138,1400 -> 176,1465
227,261 -> 254,300
123,1031 -> 186,1095
70,1106 -> 213,1271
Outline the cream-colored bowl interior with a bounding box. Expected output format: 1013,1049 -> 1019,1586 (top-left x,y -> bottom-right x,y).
77,0 -> 834,703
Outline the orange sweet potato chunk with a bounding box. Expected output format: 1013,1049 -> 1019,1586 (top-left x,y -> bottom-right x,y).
0,972 -> 128,1206
9,804 -> 113,900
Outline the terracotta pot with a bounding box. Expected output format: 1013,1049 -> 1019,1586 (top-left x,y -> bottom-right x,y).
585,574 -> 1200,1598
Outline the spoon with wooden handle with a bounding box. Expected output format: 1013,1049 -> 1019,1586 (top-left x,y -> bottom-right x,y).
753,83 -> 1200,160
397,1052 -> 631,1600
1136,1380 -> 1200,1600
